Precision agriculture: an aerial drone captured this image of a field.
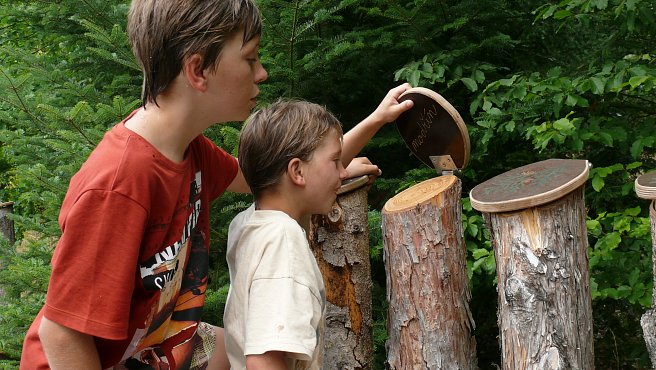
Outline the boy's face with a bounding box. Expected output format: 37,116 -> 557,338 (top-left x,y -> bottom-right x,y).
205,30 -> 268,123
301,129 -> 348,215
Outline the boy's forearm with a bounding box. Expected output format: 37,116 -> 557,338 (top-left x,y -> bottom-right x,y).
39,316 -> 102,370
342,114 -> 385,166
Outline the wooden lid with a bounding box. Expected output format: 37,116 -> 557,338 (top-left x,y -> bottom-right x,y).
383,175 -> 458,213
395,87 -> 470,171
635,172 -> 656,200
470,159 -> 590,213
337,175 -> 369,195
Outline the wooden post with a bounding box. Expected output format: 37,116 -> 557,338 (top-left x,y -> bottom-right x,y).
470,159 -> 594,370
0,201 -> 15,245
634,172 -> 656,367
382,175 -> 477,370
309,176 -> 373,370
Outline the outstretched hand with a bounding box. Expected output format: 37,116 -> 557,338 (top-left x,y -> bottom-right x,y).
368,83 -> 414,126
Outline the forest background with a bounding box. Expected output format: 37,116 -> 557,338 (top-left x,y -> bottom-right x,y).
0,0 -> 655,368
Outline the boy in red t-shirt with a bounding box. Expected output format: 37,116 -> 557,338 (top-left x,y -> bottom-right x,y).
20,0 -> 412,369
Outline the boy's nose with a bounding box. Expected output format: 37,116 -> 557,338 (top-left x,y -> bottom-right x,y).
339,164 -> 348,180
255,63 -> 268,83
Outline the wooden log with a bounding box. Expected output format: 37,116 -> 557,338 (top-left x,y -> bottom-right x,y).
471,159 -> 594,370
635,171 -> 656,368
382,175 -> 477,370
309,181 -> 373,370
0,201 -> 14,245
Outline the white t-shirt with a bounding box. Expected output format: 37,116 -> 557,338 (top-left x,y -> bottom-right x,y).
224,205 -> 326,370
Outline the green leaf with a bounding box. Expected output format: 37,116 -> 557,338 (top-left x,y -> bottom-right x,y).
461,77 -> 478,92
472,248 -> 489,260
592,176 -> 605,192
629,75 -> 648,89
589,77 -> 605,94
553,117 -> 574,132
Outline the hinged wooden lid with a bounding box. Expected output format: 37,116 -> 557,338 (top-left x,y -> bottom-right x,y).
395,87 -> 470,173
383,175 -> 458,214
470,159 -> 590,213
635,172 -> 656,200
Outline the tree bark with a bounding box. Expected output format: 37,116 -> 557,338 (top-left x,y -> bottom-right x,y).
641,200 -> 656,368
0,202 -> 14,244
309,185 -> 373,370
484,186 -> 594,370
382,175 -> 477,370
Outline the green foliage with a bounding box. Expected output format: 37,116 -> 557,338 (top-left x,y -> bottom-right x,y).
1,0 -> 655,368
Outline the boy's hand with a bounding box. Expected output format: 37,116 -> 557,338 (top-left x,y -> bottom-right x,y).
369,83 -> 414,127
345,157 -> 382,185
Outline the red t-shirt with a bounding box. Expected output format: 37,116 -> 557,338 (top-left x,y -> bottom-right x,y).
21,115 -> 238,369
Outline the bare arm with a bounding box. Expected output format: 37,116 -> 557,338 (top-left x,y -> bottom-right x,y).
38,315 -> 102,370
341,83 -> 414,167
246,351 -> 288,370
226,163 -> 252,193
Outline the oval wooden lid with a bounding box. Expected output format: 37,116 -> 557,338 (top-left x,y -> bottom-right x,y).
395,87 -> 470,170
470,159 -> 590,213
383,175 -> 458,214
337,175 -> 369,195
635,172 -> 656,200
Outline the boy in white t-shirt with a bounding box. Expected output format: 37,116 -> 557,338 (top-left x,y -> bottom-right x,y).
224,94 -> 412,370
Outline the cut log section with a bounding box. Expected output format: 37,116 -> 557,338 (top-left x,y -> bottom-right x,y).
310,180 -> 373,370
635,174 -> 656,367
470,159 -> 594,370
383,175 -> 477,370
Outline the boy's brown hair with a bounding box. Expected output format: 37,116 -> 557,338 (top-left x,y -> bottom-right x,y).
127,0 -> 262,105
239,99 -> 343,198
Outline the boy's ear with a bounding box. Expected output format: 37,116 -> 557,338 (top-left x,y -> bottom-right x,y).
287,158 -> 306,186
182,54 -> 208,92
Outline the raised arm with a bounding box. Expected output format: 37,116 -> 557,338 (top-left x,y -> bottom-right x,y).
341,83 -> 413,167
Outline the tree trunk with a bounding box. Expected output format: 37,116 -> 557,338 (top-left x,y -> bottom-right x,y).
309,185 -> 373,370
641,200 -> 656,368
382,175 -> 477,370
0,202 -> 14,244
484,186 -> 594,370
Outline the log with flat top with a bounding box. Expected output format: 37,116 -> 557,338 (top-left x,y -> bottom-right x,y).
383,175 -> 477,370
309,176 -> 373,370
470,158 -> 594,370
634,172 -> 656,367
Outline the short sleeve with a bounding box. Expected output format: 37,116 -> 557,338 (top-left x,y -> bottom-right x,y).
196,135 -> 238,201
244,277 -> 323,360
44,190 -> 147,340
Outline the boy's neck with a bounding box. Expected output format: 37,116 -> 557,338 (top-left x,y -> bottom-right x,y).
255,191 -> 306,224
124,96 -> 209,163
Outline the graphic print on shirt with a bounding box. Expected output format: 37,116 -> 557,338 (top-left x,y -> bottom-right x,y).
122,171 -> 210,370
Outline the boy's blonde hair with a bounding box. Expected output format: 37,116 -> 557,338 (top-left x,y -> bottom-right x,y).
127,0 -> 261,106
239,99 -> 344,198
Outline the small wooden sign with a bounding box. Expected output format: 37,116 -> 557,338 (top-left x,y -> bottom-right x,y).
470,159 -> 590,213
395,87 -> 470,171
635,172 -> 656,200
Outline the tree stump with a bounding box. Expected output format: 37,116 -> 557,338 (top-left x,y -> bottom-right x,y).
382,175 -> 477,370
634,172 -> 656,368
470,159 -> 594,370
309,176 -> 373,370
0,201 -> 15,244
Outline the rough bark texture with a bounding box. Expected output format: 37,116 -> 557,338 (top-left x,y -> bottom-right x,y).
641,201 -> 656,369
309,186 -> 373,370
484,186 -> 594,370
0,202 -> 14,244
382,177 -> 477,370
